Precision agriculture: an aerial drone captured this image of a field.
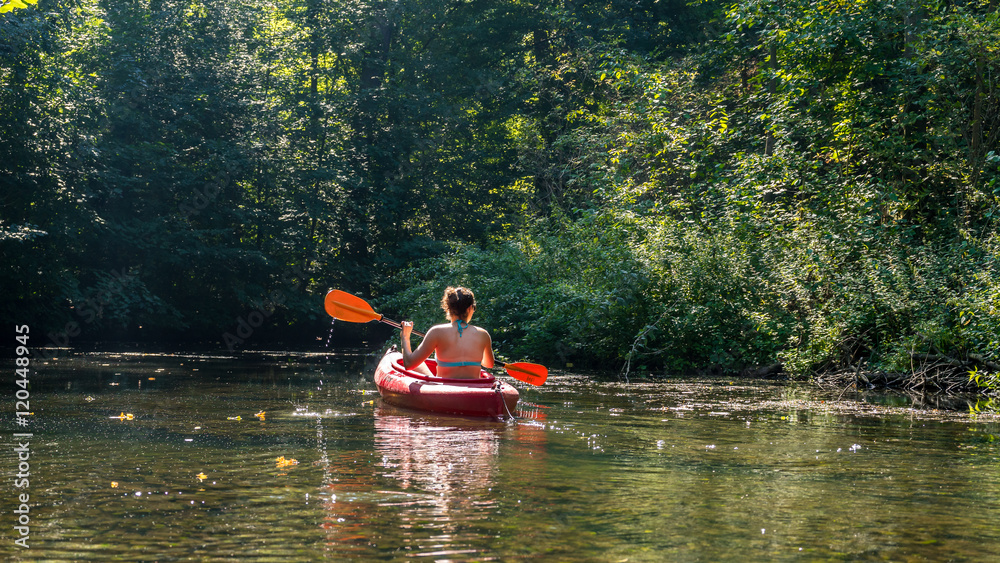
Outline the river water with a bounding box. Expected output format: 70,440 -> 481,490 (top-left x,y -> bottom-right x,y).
3,350 -> 1000,561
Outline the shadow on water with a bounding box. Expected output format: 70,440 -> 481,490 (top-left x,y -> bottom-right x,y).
3,350 -> 1000,561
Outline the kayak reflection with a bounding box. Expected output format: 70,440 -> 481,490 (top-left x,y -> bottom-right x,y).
374,405 -> 506,494
318,404 -> 551,558
371,406 -> 509,558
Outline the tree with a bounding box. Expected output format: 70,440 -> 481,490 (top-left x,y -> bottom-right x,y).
0,0 -> 38,15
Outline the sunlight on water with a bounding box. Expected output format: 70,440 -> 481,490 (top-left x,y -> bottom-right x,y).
2,351 -> 1000,561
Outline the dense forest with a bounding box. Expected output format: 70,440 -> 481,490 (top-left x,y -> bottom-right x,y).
2,0 -> 999,395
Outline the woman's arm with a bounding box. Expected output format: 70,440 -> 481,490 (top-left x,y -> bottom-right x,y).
401,322 -> 437,369
480,329 -> 495,369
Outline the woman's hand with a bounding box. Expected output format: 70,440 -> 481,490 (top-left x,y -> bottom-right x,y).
400,321 -> 428,369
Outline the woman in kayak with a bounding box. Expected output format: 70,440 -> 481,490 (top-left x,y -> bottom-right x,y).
401,286 -> 496,378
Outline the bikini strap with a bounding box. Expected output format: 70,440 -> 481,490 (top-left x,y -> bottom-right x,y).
454,319 -> 469,337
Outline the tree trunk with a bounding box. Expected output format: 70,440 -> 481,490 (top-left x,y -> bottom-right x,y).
900,6 -> 927,198
971,54 -> 985,171
533,28 -> 549,62
348,9 -> 397,293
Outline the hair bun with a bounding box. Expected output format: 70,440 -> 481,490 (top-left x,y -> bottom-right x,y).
441,286 -> 476,319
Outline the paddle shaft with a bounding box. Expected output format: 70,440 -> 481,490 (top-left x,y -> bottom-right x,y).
380,317 -> 425,338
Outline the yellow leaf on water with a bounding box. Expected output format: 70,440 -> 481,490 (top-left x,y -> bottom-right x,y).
111,481 -> 119,488
196,472 -> 207,481
276,456 -> 299,468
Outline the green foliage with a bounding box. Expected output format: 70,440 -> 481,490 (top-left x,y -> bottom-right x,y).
2,0 -> 540,342
421,0 -> 1000,385
380,208 -> 789,373
379,211 -> 650,367
0,0 -> 38,15
3,0 -> 999,398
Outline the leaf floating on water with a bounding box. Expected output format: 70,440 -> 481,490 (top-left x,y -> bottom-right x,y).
111,481 -> 119,488
196,472 -> 208,481
255,411 -> 265,421
85,396 -> 95,402
110,412 -> 135,420
276,456 -> 299,468
227,415 -> 242,421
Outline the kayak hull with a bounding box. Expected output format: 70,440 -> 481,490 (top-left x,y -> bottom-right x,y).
373,350 -> 519,418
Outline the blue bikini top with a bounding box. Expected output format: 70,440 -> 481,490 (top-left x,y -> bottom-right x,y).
437,320 -> 477,367
436,359 -> 481,368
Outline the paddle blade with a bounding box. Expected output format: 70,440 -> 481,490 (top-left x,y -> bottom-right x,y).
324,290 -> 381,323
503,362 -> 548,386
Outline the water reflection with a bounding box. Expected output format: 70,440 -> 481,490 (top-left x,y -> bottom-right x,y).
371,407 -> 503,559
375,406 -> 502,489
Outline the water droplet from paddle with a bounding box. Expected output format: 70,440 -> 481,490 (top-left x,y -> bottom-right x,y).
324,318 -> 336,348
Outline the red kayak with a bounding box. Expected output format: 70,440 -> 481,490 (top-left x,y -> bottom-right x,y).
373,349 -> 519,419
